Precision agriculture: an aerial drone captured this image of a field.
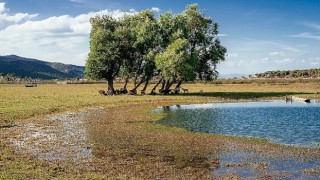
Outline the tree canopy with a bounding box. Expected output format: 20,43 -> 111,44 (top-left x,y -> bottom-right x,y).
85,4 -> 227,94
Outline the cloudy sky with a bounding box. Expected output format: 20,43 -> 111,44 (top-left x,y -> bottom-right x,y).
0,0 -> 319,75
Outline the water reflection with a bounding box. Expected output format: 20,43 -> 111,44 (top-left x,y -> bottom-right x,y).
154,101 -> 320,147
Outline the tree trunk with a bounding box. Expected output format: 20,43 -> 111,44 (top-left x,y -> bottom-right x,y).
149,78 -> 162,94
173,80 -> 183,94
175,80 -> 182,89
133,73 -> 138,87
159,79 -> 166,93
198,71 -> 203,81
107,79 -> 115,95
133,58 -> 143,86
123,77 -> 129,90
142,78 -> 149,92
163,80 -> 174,95
130,77 -> 145,91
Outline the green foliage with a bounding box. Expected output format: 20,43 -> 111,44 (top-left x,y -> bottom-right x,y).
85,4 -> 227,91
85,16 -> 123,81
255,69 -> 320,79
156,38 -> 194,81
157,4 -> 227,83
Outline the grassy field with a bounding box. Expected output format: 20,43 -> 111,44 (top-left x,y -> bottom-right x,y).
1,82 -> 320,179
1,82 -> 319,125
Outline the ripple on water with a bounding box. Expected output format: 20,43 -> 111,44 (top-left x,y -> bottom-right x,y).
155,100 -> 320,148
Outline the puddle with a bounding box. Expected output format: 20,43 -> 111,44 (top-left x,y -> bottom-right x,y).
213,151 -> 320,179
7,107 -> 106,165
0,125 -> 18,129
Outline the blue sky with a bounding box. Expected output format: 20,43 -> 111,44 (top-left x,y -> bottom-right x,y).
0,0 -> 319,75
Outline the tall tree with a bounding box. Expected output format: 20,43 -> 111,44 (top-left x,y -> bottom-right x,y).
86,4 -> 227,94
85,15 -> 132,93
156,38 -> 195,94
155,4 -> 227,92
183,4 -> 227,81
128,11 -> 158,92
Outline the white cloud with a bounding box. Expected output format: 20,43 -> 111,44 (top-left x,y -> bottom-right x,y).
0,3 -> 6,13
270,51 -> 285,56
70,0 -> 85,3
242,38 -> 300,52
290,32 -> 320,41
151,7 -> 160,13
217,34 -> 229,37
275,58 -> 294,64
0,4 -> 136,65
301,22 -> 320,30
227,53 -> 238,58
0,3 -> 38,30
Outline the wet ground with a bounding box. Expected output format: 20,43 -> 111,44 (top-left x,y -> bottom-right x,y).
2,106 -> 320,179
213,151 -> 320,179
2,108 -> 106,169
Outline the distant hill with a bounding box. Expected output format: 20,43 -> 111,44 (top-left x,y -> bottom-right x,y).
219,74 -> 249,79
0,55 -> 85,79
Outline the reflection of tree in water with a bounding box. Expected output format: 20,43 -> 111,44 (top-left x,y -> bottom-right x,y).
162,105 -> 181,112
163,106 -> 171,112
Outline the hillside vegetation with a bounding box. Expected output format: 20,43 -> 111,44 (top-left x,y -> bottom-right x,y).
255,69 -> 320,79
0,55 -> 84,79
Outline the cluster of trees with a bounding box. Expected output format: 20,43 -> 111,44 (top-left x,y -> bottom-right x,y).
0,73 -> 35,82
85,4 -> 227,94
255,69 -> 320,79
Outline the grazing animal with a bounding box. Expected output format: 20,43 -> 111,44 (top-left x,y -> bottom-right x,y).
174,87 -> 180,94
120,88 -> 128,94
285,96 -> 292,101
199,89 -> 204,95
129,89 -> 137,95
181,88 -> 189,93
98,90 -> 106,95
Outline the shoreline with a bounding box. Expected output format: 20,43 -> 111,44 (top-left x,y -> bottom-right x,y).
153,100 -> 320,149
2,101 -> 320,178
1,83 -> 320,178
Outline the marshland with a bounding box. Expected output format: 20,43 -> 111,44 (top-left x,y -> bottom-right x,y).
1,82 -> 320,179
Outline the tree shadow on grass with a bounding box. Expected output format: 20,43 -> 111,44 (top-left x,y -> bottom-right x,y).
174,92 -> 313,99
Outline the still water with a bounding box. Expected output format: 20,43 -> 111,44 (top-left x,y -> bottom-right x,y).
154,100 -> 320,147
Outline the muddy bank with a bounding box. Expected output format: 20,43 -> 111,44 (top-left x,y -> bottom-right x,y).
85,104 -> 320,179
2,104 -> 320,179
3,107 -> 106,168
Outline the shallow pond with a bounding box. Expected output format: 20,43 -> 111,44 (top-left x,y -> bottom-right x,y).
154,100 -> 320,148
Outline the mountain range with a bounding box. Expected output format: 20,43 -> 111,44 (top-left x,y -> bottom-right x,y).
0,55 -> 85,79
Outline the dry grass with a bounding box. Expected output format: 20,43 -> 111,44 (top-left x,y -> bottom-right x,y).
1,82 -> 319,126
1,82 -> 320,179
